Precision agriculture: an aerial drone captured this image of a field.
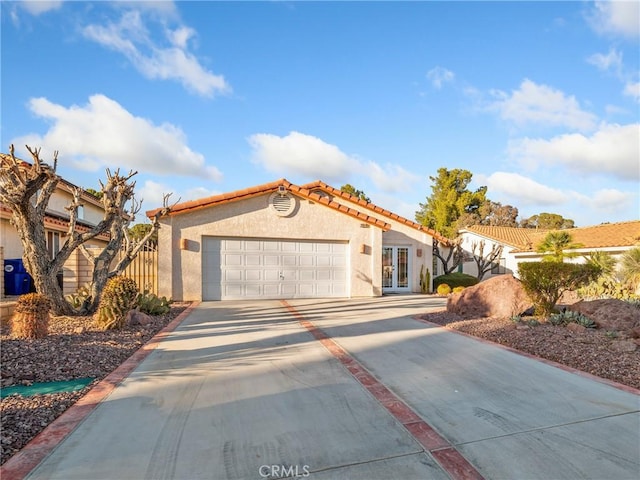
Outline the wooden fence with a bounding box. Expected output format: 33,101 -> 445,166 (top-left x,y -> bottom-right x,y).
119,243 -> 158,295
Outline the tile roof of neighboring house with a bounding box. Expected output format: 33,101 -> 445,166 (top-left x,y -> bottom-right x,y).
0,204 -> 110,240
146,179 -> 393,231
462,220 -> 640,252
301,180 -> 450,243
0,153 -> 105,209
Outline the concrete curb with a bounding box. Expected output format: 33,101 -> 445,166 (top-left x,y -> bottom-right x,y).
0,302 -> 199,480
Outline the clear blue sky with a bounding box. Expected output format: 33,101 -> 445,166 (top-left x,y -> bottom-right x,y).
2,1 -> 639,228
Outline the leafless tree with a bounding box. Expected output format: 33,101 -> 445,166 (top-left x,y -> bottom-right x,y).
471,239 -> 504,280
433,238 -> 464,275
0,145 -> 173,315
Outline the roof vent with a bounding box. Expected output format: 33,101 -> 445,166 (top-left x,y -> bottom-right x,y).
269,192 -> 295,217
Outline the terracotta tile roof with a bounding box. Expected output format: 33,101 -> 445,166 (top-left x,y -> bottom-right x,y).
462,220 -> 640,252
1,204 -> 110,240
146,179 -> 392,231
302,181 -> 450,243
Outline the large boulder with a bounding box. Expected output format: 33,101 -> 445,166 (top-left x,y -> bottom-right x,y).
446,274 -> 532,319
568,299 -> 640,334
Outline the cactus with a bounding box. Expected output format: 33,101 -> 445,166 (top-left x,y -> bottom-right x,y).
137,291 -> 171,315
94,277 -> 139,330
452,286 -> 465,294
419,265 -> 431,294
11,293 -> 50,339
436,283 -> 451,295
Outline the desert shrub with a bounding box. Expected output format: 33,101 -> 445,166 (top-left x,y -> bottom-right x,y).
94,277 -> 139,330
137,291 -> 171,315
436,283 -> 451,295
518,262 -> 601,317
452,286 -> 465,294
433,273 -> 479,290
11,293 -> 50,339
65,283 -> 91,309
549,310 -> 595,328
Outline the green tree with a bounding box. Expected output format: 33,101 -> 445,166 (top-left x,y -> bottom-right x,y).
620,246 -> 640,291
518,262 -> 601,316
415,168 -> 487,238
480,201 -> 519,227
85,187 -> 103,200
340,184 -> 370,203
536,231 -> 583,262
520,213 -> 575,229
129,223 -> 158,244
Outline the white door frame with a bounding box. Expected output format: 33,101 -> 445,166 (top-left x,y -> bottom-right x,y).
382,245 -> 411,293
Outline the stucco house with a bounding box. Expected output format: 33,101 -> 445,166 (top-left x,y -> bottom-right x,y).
458,220 -> 640,280
1,176 -> 108,299
146,179 -> 447,301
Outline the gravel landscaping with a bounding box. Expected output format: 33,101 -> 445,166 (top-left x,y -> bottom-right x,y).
422,310 -> 640,391
1,301 -> 638,467
0,304 -> 189,465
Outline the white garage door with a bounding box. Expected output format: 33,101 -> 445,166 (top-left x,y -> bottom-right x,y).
202,237 -> 348,300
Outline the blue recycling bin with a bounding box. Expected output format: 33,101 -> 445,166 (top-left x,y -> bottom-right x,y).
4,258 -> 32,295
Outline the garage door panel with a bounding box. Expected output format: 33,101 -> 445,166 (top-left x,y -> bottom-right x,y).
264,255 -> 279,266
245,255 -> 261,266
245,240 -> 261,251
264,270 -> 280,281
299,270 -> 314,281
225,270 -> 242,281
203,238 -> 349,300
245,270 -> 262,281
224,254 -> 242,266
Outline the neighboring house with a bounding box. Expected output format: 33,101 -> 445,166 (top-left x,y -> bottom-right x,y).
458,220 -> 640,279
1,177 -> 108,298
146,179 -> 448,302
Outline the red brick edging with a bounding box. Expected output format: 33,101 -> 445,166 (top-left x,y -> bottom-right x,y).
281,300 -> 485,480
0,302 -> 199,480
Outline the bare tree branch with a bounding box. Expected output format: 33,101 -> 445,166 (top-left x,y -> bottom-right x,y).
471,240 -> 504,280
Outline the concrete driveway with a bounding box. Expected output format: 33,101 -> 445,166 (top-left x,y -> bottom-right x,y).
22,296 -> 640,480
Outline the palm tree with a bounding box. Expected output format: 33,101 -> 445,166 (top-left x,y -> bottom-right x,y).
584,250 -> 617,277
619,246 -> 640,291
536,231 -> 583,262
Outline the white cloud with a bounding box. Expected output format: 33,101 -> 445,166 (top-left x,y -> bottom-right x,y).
579,188 -> 637,213
426,66 -> 455,89
248,131 -> 418,193
249,131 -> 358,179
488,79 -> 597,131
588,0 -> 640,38
17,0 -> 63,15
82,10 -> 229,97
587,48 -> 623,73
137,180 -> 221,212
508,123 -> 640,181
136,180 -> 172,214
624,81 -> 640,102
11,94 -> 222,181
481,172 -> 570,206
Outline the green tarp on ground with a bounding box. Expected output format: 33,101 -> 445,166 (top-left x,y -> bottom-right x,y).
1,377 -> 95,398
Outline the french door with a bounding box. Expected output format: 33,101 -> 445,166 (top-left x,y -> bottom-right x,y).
382,246 -> 411,293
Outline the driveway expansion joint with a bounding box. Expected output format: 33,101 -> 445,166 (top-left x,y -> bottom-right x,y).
281,300 -> 486,480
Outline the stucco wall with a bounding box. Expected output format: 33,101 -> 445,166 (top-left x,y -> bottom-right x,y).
47,189 -> 104,225
1,218 -> 24,259
321,194 -> 435,293
157,193 -> 384,301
